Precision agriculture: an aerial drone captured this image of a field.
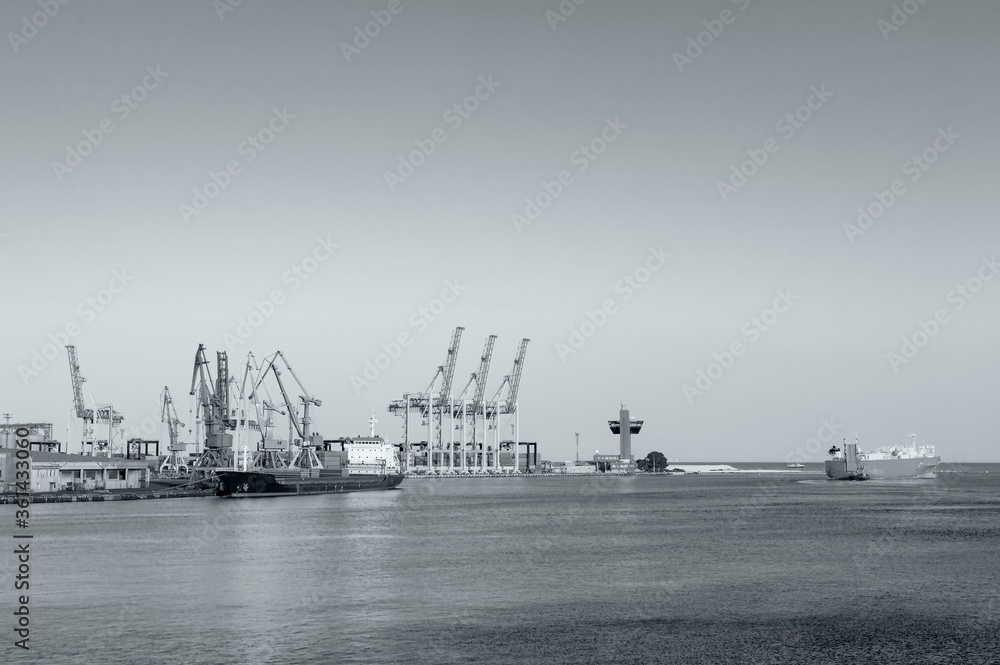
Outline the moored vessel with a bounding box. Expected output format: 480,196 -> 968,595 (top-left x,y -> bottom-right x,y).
216,466 -> 403,497
217,416 -> 403,498
217,434 -> 403,497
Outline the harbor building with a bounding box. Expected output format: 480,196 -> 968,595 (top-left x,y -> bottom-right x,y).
0,450 -> 149,493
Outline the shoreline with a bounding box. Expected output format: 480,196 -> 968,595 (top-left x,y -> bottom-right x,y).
0,487 -> 216,503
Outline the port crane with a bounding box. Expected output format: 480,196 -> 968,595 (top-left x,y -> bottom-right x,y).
66,345 -> 123,455
387,329 -> 530,474
258,351 -> 323,469
189,344 -> 234,471
66,345 -> 95,455
239,351 -> 289,470
450,334 -> 497,471
249,398 -> 289,469
158,386 -> 188,474
388,326 -> 465,466
484,338 -> 529,471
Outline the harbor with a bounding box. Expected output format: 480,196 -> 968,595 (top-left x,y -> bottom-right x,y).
3,2 -> 998,660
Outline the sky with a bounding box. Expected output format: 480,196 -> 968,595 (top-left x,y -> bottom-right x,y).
1,0 -> 998,462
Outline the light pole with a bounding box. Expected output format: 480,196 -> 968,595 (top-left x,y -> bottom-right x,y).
2,413 -> 11,449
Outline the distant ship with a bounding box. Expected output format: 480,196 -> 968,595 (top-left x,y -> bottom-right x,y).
786,463 -> 805,469
826,434 -> 939,480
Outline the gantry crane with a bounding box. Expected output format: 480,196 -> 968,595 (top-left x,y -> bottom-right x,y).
158,386 -> 188,474
485,339 -> 529,471
388,327 -> 466,470
452,334 -> 497,470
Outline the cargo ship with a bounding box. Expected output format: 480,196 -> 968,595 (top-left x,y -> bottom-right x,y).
826,434 -> 939,480
217,433 -> 403,497
216,467 -> 403,497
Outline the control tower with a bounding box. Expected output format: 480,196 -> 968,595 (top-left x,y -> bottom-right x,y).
608,404 -> 643,461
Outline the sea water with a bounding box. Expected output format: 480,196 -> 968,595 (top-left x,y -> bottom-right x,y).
4,471 -> 999,664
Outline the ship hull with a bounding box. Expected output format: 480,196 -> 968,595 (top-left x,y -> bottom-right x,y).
216,470 -> 404,497
825,456 -> 940,480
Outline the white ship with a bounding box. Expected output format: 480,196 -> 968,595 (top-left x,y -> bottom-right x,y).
826,433 -> 940,480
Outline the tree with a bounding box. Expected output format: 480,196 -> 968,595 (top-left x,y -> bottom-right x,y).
640,451 -> 668,472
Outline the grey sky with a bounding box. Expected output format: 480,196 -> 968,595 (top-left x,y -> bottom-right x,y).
2,0 -> 998,461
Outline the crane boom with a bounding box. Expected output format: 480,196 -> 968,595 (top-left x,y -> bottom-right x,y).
439,326 -> 464,403
268,362 -> 305,440
66,345 -> 93,421
471,335 -> 497,412
189,344 -> 214,426
503,338 -> 530,414
160,386 -> 184,450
